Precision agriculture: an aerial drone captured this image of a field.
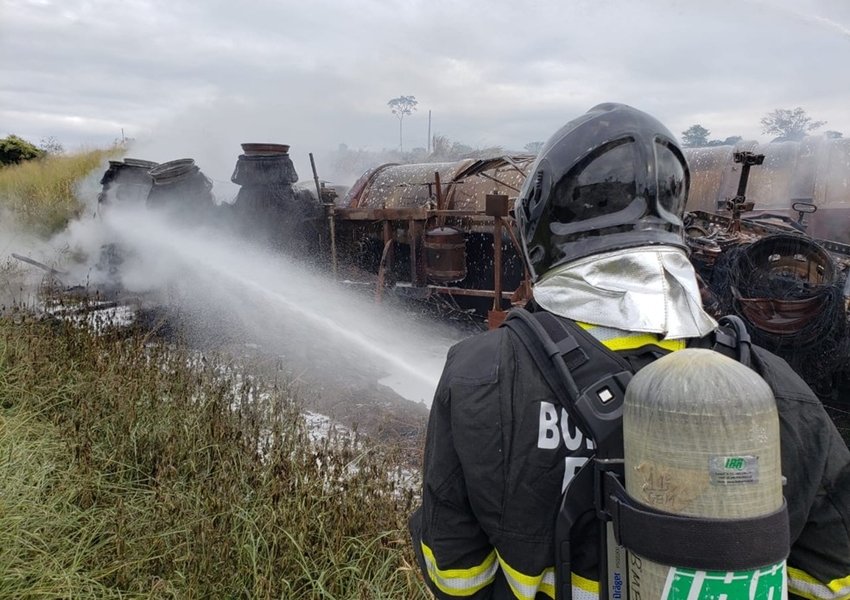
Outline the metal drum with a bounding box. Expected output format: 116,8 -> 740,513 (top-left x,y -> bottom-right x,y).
146,158 -> 214,212
240,143 -> 291,156
98,158 -> 159,206
231,143 -> 298,187
424,227 -> 467,283
148,158 -> 200,185
734,234 -> 838,345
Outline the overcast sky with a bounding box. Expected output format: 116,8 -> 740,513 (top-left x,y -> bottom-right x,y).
3,0 -> 850,185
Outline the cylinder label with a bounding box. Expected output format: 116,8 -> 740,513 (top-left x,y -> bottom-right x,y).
660,562 -> 786,600
709,455 -> 759,484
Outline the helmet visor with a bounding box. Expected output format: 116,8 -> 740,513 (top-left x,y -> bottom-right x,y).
549,139 -> 637,225
654,140 -> 688,218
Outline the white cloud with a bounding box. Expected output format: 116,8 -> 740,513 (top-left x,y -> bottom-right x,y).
2,0 -> 849,164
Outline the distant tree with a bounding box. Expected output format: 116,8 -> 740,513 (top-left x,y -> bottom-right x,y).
681,124 -> 711,148
430,133 -> 470,160
428,133 -> 502,161
524,141 -> 544,154
387,95 -> 418,152
706,135 -> 743,147
452,142 -> 474,156
38,135 -> 65,156
760,107 -> 826,141
825,130 -> 844,139
430,133 -> 451,159
0,134 -> 44,166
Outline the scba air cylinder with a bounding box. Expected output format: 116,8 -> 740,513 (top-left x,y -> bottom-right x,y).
623,348 -> 786,600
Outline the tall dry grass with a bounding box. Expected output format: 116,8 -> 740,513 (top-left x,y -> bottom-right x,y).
0,148 -> 120,237
0,310 -> 429,599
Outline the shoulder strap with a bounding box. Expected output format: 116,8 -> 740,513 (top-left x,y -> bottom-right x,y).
690,314 -> 753,368
502,308 -> 634,600
503,308 -> 634,458
716,315 -> 753,367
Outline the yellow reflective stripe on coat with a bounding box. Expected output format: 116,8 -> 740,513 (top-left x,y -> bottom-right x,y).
571,572 -> 600,600
577,323 -> 686,353
788,567 -> 850,600
420,542 -> 498,596
496,551 -> 556,599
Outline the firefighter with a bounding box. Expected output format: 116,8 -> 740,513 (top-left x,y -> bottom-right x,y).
409,103 -> 850,600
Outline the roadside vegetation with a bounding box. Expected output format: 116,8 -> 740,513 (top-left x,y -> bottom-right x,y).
0,311 -> 429,599
0,145 -> 120,237
0,143 -> 430,597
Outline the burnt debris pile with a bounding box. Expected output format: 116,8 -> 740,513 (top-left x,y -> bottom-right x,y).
690,226 -> 850,399
92,148 -> 316,289
94,145 -> 324,254
685,147 -> 850,402
96,158 -> 219,286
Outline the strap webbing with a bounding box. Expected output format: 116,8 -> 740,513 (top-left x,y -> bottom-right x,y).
603,472 -> 790,571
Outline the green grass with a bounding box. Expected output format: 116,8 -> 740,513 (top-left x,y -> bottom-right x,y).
0,148 -> 121,237
0,313 -> 429,599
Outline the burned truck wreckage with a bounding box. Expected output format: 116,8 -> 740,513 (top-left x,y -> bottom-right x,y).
87,138 -> 850,403
685,148 -> 850,400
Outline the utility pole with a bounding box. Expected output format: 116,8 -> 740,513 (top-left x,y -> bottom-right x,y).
427,110 -> 432,154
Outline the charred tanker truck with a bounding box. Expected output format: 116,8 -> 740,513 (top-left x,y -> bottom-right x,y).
324,155 -> 536,326
91,139 -> 850,402
299,139 -> 850,403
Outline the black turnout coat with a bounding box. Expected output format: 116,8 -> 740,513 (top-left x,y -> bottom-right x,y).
409,314 -> 850,600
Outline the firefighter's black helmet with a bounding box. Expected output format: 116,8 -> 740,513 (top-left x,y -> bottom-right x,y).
515,102 -> 690,281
